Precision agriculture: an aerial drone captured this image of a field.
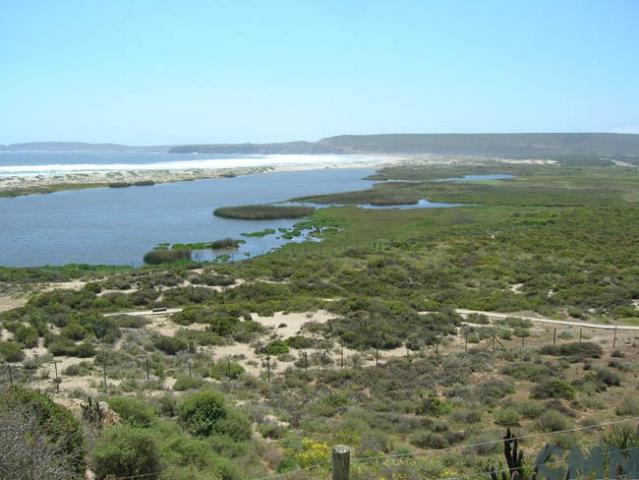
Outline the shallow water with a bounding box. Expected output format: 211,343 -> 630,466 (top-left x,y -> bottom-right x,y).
433,174 -> 514,182
0,168 -> 379,266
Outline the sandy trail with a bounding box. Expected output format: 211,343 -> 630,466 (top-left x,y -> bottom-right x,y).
455,308 -> 639,331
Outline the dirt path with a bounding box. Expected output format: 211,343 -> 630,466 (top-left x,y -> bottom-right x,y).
455,309 -> 639,331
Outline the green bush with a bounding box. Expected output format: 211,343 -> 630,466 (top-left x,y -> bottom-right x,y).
415,396 -> 452,416
106,397 -> 157,428
539,342 -> 602,360
14,325 -> 39,347
409,430 -> 448,449
536,410 -> 570,432
178,390 -> 251,441
493,408 -> 521,426
0,341 -> 24,362
153,335 -> 189,355
261,340 -> 290,356
209,360 -> 245,380
173,376 -> 206,391
92,425 -> 161,479
1,386 -> 85,472
531,379 -> 576,400
615,396 -> 639,416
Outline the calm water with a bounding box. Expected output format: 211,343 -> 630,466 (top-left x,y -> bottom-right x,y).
433,174 -> 514,182
0,169 -> 379,266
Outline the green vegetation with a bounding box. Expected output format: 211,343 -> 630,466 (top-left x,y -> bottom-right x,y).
242,228 -> 277,238
143,249 -> 192,264
214,204 -> 315,219
171,238 -> 244,250
3,163 -> 639,479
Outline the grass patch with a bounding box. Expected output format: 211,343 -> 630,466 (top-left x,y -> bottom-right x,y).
214,205 -> 315,220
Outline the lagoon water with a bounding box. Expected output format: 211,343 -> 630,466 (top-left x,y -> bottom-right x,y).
0,168 -> 381,267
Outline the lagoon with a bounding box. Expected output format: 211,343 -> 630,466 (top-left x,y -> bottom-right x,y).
0,168 -> 378,266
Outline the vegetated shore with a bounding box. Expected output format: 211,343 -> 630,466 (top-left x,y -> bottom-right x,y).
0,154 -> 555,197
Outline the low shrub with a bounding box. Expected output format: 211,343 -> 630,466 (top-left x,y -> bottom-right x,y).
536,410 -> 570,432
531,379 -> 576,400
106,397 -> 157,428
92,424 -> 161,479
178,390 -> 251,441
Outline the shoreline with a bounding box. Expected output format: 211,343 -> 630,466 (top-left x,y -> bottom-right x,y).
0,154 -> 558,198
0,155 -> 397,198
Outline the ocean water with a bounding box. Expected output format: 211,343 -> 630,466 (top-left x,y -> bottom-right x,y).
0,168 -> 386,266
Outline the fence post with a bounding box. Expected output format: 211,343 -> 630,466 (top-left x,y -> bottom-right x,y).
553,328 -> 557,346
53,361 -> 60,394
579,328 -> 583,343
340,349 -> 344,370
464,332 -> 468,352
102,362 -> 108,390
332,445 -> 350,480
613,326 -> 618,349
266,356 -> 271,382
7,363 -> 13,385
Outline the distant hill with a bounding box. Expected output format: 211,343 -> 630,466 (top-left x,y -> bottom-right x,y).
168,141 -> 343,155
318,133 -> 639,157
4,134 -> 639,159
0,142 -> 165,152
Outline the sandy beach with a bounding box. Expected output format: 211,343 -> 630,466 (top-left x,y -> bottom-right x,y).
0,154 -> 398,196
0,153 -> 559,197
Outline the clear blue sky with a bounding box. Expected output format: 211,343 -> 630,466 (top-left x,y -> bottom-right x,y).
1,0 -> 638,145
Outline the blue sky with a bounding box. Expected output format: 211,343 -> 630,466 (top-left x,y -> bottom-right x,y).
1,0 -> 638,145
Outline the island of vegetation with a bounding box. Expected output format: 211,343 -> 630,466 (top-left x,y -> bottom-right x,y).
213,204 -> 315,220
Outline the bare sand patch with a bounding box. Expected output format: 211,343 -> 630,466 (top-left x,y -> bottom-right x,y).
250,310 -> 335,339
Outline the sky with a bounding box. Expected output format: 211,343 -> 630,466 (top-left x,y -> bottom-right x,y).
1,0 -> 638,145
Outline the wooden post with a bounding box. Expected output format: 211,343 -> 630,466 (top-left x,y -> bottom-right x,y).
553,328 -> 557,346
53,361 -> 60,394
266,356 -> 271,382
375,349 -> 379,366
579,328 -> 583,343
7,363 -> 13,385
340,349 -> 344,370
102,362 -> 107,390
226,357 -> 231,378
304,352 -> 309,373
521,336 -> 525,349
464,332 -> 468,352
332,445 -> 350,480
613,326 -> 618,349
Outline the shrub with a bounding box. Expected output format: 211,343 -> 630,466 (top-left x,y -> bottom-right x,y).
153,335 -> 189,355
0,341 -> 24,362
178,390 -> 250,441
410,430 -> 448,449
493,408 -> 522,426
0,386 -> 85,472
106,397 -> 157,428
536,410 -> 570,432
92,425 -> 161,479
173,376 -> 206,391
14,325 -> 39,348
616,397 -> 639,416
531,379 -> 576,400
261,340 -> 290,356
516,399 -> 544,419
209,360 -> 245,380
415,396 -> 452,416
539,342 -> 602,360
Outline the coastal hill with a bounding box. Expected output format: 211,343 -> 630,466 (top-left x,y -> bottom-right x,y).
3,133 -> 639,158
318,132 -> 639,157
